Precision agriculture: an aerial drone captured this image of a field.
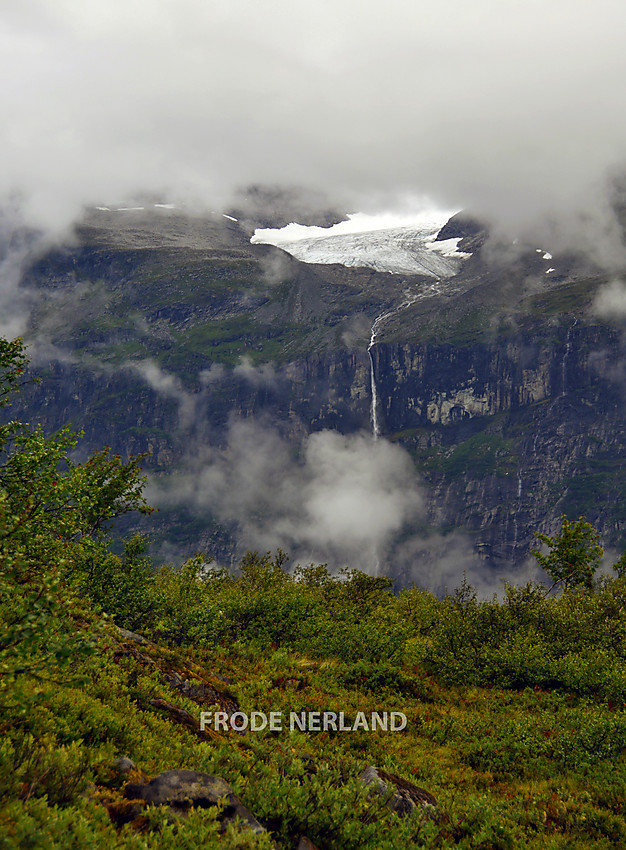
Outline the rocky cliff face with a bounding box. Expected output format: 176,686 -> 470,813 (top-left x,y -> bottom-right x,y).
371,321 -> 626,563
7,206 -> 626,573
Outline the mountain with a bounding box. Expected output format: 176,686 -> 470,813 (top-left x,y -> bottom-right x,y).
7,201 -> 626,580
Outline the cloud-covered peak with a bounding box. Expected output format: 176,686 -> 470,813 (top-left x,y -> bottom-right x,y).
1,0 -> 626,254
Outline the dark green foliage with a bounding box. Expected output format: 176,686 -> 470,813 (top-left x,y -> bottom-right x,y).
73,534 -> 160,631
336,660 -> 418,695
0,337 -> 28,408
532,514 -> 603,588
613,550 -> 626,579
0,337 -> 152,691
156,553 -> 402,663
415,577 -> 626,702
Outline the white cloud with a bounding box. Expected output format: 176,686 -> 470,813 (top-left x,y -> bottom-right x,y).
147,416 -> 541,591
233,356 -> 279,386
593,279 -> 626,318
148,419 -> 424,573
131,359 -> 197,430
0,0 -> 625,253
199,363 -> 226,386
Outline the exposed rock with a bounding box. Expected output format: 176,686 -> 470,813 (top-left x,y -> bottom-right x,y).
111,628 -> 239,720
124,769 -> 266,835
275,676 -> 305,691
80,781 -> 98,801
372,321 -> 626,566
113,642 -> 157,670
160,668 -> 239,718
115,627 -> 154,646
434,210 -> 488,254
112,757 -> 136,775
228,183 -> 345,233
359,765 -> 439,820
13,205 -> 626,573
148,698 -> 214,741
297,837 -> 320,850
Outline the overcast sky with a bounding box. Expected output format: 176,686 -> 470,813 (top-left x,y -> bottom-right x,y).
2,0 -> 626,237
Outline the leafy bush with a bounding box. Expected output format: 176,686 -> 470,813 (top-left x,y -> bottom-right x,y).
0,338 -> 152,696
532,514 -> 603,589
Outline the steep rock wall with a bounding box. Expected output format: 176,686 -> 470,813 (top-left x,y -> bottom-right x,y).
370,323 -> 626,564
9,316 -> 626,569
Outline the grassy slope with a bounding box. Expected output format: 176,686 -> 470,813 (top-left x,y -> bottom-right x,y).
2,556 -> 626,849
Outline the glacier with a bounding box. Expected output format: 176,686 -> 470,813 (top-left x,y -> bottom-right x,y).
251,209 -> 471,277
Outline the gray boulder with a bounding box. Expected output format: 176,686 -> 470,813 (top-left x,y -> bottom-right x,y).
359,765 -> 440,820
112,756 -> 136,775
125,769 -> 266,834
297,838 -> 320,850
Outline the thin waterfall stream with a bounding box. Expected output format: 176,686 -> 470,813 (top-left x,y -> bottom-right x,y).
561,318 -> 578,397
365,278 -> 448,571
367,281 -> 442,439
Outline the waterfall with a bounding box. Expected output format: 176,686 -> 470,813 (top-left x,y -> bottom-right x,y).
368,319 -> 384,439
367,285 -> 429,439
365,280 -> 445,572
561,319 -> 577,397
512,470 -> 523,552
368,307 -> 396,440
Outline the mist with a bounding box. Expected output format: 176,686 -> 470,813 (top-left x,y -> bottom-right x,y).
147,418 -> 424,575
593,279 -> 626,318
146,415 -> 541,595
2,0 -> 626,251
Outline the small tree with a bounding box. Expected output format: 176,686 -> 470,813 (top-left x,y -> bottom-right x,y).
532,514 -> 603,590
612,550 -> 626,579
0,337 -> 153,687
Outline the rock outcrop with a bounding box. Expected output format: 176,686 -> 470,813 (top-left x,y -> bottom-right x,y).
359,765 -> 440,820
124,769 -> 267,834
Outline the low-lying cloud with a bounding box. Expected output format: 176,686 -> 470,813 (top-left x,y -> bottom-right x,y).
146,415 -> 545,595
148,419 -> 425,574
233,357 -> 279,387
0,208 -> 51,338
392,533 -> 544,599
593,279 -> 626,318
131,360 -> 198,431
2,0 -> 626,257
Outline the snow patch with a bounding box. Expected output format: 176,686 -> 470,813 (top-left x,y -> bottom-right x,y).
154,203 -> 176,209
251,207 -> 469,277
543,252 -> 553,260
546,267 -> 556,274
222,214 -> 238,222
253,208 -> 456,246
425,236 -> 472,259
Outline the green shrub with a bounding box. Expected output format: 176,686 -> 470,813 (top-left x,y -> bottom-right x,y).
532,515 -> 603,589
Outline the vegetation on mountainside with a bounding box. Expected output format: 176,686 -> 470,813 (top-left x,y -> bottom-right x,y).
418,432 -> 517,480
22,218 -> 626,570
521,276 -> 608,318
1,337 -> 626,848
